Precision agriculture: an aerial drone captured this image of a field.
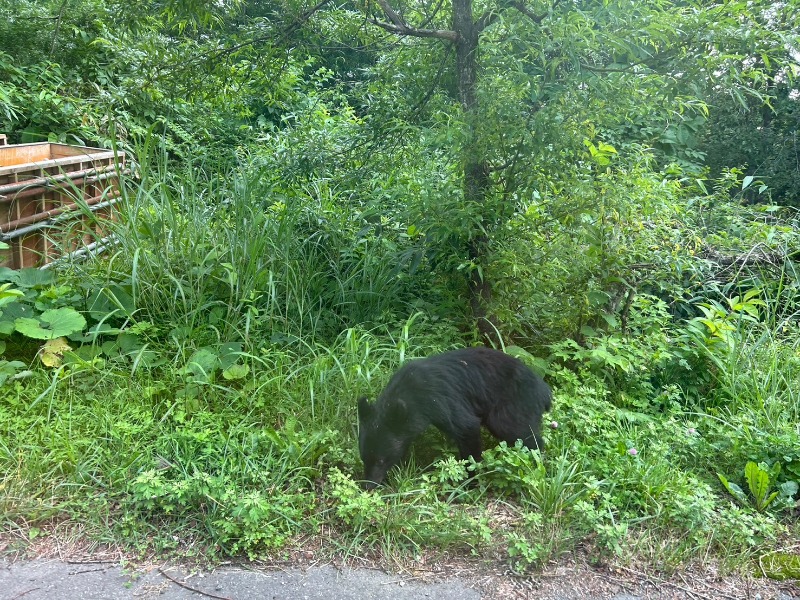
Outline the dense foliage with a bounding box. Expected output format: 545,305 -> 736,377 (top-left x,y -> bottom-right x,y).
1,0 -> 799,578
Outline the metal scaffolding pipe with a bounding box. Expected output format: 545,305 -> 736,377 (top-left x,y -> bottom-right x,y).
0,170 -> 121,202
0,197 -> 119,240
0,165 -> 122,199
40,234 -> 118,269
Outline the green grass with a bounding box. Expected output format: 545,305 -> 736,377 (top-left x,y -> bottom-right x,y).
2,333 -> 797,569
85,147 -> 445,350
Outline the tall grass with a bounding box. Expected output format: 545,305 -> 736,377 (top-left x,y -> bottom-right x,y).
91,143 -> 428,351
708,280 -> 800,427
723,324 -> 800,426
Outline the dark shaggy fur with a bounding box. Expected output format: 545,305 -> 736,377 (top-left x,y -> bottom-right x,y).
357,347 -> 552,488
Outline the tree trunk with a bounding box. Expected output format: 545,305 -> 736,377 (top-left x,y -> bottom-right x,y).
453,0 -> 499,344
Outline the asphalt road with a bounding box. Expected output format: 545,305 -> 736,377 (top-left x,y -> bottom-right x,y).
2,560 -> 480,600
2,559 -> 797,600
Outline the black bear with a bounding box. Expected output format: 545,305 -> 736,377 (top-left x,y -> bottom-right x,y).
357,347 -> 552,488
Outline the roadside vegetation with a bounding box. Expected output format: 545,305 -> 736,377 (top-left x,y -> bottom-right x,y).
1,0 -> 799,581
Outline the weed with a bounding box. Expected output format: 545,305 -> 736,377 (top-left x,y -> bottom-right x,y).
718,461 -> 798,513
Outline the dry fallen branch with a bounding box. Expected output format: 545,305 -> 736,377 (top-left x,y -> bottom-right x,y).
158,568 -> 232,600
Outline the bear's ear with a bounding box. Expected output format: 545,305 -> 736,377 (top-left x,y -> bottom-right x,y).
357,396 -> 372,420
386,398 -> 408,425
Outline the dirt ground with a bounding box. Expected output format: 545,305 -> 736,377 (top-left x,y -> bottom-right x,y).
477,561 -> 799,600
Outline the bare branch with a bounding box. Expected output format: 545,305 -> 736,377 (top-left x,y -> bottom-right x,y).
418,0 -> 448,29
49,0 -> 69,58
158,569 -> 232,600
477,0 -> 557,33
475,10 -> 500,33
412,44 -> 454,113
169,0 -> 333,68
369,0 -> 457,41
374,0 -> 407,29
509,1 -> 551,24
367,18 -> 457,41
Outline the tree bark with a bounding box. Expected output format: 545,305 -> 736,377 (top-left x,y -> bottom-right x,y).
453,0 -> 499,344
367,0 -> 503,343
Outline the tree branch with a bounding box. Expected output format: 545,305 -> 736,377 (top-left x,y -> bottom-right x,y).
509,1 -> 552,24
578,50 -> 679,74
167,0 -> 333,68
476,0 -> 556,33
412,44 -> 454,114
374,0 -> 407,29
367,17 -> 457,40
417,0 -> 448,29
49,0 -> 69,58
475,10 -> 499,33
370,0 -> 457,41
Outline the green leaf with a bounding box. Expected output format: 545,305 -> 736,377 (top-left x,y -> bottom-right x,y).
764,461 -> 781,481
597,142 -> 617,154
718,473 -> 748,505
0,359 -> 26,386
745,461 -> 771,506
0,319 -> 14,335
14,307 -> 87,340
600,313 -> 620,329
780,481 -> 799,499
759,491 -> 780,511
218,342 -> 243,370
87,285 -> 136,320
182,347 -> 219,382
14,268 -> 55,289
0,283 -> 24,307
116,332 -> 146,354
222,363 -> 250,380
586,290 -> 611,307
0,267 -> 19,283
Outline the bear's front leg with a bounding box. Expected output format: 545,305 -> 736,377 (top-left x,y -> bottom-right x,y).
451,422 -> 483,462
